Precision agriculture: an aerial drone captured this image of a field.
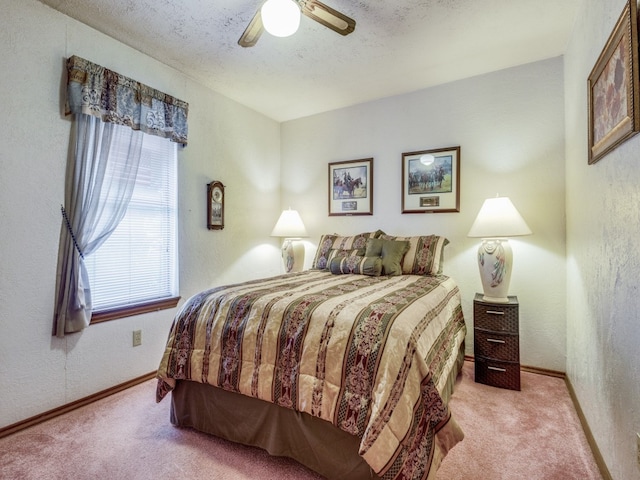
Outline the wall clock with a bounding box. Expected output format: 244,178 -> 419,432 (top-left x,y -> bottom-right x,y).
207,181 -> 225,230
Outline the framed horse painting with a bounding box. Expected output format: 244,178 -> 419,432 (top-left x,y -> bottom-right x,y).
328,158 -> 373,216
402,146 -> 460,213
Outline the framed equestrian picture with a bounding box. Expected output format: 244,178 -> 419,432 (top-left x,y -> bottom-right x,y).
402,146 -> 460,213
328,158 -> 373,216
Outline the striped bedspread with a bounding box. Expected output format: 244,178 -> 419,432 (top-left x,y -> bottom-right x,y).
156,270 -> 466,480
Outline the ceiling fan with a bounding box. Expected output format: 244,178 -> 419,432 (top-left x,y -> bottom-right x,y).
239,0 -> 356,47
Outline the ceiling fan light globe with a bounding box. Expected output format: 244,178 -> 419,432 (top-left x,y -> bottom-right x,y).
261,0 -> 301,37
420,154 -> 435,165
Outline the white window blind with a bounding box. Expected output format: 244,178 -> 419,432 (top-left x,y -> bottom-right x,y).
85,134 -> 178,311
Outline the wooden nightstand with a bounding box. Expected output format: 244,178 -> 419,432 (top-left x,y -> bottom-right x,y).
473,293 -> 520,390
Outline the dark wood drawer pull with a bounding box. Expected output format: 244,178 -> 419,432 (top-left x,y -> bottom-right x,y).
485,310 -> 504,315
487,366 -> 507,372
486,338 -> 506,344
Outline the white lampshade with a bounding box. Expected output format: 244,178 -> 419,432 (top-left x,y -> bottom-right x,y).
468,196 -> 531,303
271,208 -> 307,238
271,208 -> 307,273
467,196 -> 532,238
261,0 -> 301,38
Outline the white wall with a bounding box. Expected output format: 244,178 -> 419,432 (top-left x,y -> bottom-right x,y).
564,0 -> 640,478
281,57 -> 567,371
0,0 -> 282,429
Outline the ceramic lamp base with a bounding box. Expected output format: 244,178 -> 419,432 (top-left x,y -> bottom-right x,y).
477,238 -> 513,303
282,238 -> 304,273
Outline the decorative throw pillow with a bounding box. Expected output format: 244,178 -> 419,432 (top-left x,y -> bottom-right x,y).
329,255 -> 383,276
365,238 -> 410,276
311,233 -> 338,270
312,230 -> 385,270
379,234 -> 449,275
326,247 -> 365,264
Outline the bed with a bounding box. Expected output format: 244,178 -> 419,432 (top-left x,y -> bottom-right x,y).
156,231 -> 467,480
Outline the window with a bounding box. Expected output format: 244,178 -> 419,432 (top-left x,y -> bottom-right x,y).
85,133 -> 179,322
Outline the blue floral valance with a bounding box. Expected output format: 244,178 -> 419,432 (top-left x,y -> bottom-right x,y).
65,55 -> 189,144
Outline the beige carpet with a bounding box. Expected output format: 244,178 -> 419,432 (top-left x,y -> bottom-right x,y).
0,361 -> 602,480
436,362 -> 601,479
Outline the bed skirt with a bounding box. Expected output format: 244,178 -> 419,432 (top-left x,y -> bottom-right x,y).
169,342 -> 465,480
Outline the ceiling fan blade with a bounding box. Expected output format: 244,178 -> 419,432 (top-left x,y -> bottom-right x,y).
238,9 -> 264,47
300,0 -> 356,36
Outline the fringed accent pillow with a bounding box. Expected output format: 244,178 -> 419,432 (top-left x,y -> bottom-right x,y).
365,238 -> 410,276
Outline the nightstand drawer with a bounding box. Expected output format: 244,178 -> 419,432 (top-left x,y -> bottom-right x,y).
474,330 -> 519,361
473,304 -> 518,333
474,357 -> 521,391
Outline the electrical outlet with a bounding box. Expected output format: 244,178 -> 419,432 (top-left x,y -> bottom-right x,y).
132,330 -> 142,347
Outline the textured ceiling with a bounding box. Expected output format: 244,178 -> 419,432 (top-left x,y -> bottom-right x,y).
38,0 -> 581,122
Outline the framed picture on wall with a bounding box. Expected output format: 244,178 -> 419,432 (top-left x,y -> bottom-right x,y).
588,0 -> 640,164
328,158 -> 373,216
402,146 -> 460,213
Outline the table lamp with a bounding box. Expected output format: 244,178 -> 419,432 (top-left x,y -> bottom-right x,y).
271,208 -> 308,272
467,196 -> 532,302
